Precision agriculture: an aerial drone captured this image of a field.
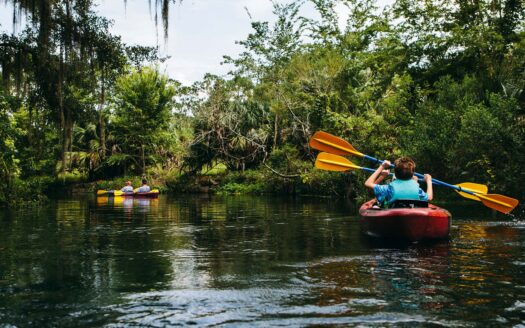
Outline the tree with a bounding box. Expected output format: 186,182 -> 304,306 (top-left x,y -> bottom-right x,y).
110,67 -> 176,174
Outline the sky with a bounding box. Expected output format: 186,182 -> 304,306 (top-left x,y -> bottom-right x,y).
0,0 -> 392,85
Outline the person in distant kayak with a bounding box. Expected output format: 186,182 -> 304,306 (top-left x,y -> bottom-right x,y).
136,179 -> 151,193
120,181 -> 134,192
364,157 -> 433,207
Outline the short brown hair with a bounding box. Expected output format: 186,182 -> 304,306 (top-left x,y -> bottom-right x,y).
394,157 -> 415,180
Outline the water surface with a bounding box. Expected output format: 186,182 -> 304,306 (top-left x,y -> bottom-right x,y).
0,195 -> 524,326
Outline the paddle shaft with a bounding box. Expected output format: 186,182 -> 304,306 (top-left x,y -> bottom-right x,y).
313,136 -> 447,188
319,157 -> 423,182
362,154 -> 484,197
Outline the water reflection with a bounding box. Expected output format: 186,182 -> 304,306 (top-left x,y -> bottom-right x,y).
96,196 -> 158,209
1,195 -> 525,326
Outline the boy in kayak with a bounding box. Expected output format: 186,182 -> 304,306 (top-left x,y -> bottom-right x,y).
364,157 -> 433,207
136,179 -> 151,193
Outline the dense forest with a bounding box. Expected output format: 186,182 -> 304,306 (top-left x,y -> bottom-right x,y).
1,0 -> 524,207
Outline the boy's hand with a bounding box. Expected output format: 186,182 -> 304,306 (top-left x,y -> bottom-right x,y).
424,174 -> 432,183
381,160 -> 391,169
380,170 -> 390,177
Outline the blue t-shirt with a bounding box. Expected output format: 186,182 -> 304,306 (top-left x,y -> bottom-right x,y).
136,185 -> 151,193
374,180 -> 428,205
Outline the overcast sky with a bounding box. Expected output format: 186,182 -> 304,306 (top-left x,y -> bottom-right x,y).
0,0 -> 392,85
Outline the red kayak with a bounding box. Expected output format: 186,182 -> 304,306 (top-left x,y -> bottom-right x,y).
127,191 -> 159,198
359,199 -> 451,242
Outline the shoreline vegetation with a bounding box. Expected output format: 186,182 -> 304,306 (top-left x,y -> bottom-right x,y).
1,1 -> 524,210
2,164 -> 488,209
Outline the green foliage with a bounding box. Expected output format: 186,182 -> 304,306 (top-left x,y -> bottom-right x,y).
217,164 -> 356,197
165,174 -> 203,194
188,75 -> 270,172
94,176 -> 147,191
219,170 -> 265,194
0,92 -> 19,181
56,170 -> 88,184
298,167 -> 355,197
215,145 -> 354,196
201,162 -> 228,176
110,67 -> 177,174
0,176 -> 52,208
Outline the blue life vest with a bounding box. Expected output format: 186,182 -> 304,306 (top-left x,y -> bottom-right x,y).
388,179 -> 421,205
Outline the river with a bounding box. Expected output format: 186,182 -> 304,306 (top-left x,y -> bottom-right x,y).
0,195 -> 524,327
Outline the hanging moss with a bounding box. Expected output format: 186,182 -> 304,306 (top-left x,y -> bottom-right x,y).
7,0 -> 175,43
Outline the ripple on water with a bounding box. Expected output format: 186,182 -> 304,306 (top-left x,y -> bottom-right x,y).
348,298 -> 389,307
505,301 -> 525,312
216,313 -> 464,328
107,289 -> 464,327
108,288 -> 305,326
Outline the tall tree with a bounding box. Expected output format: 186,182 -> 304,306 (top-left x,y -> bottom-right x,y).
111,67 -> 176,174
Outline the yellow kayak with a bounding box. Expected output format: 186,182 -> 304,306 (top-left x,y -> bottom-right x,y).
96,189 -> 160,198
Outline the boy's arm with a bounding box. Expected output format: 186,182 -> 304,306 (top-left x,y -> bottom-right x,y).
374,169 -> 390,184
424,174 -> 433,201
364,160 -> 391,190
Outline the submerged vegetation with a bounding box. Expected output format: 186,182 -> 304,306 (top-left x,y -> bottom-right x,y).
1,0 -> 524,207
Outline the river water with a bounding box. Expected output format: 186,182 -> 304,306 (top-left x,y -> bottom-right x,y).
0,195 -> 524,327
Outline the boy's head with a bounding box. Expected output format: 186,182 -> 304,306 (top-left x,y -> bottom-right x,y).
394,157 -> 416,180
142,179 -> 147,185
126,180 -> 132,186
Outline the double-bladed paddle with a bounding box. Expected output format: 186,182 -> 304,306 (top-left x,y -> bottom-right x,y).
314,152 -> 482,195
310,131 -> 460,187
313,146 -> 519,214
96,189 -> 125,196
310,131 -> 487,194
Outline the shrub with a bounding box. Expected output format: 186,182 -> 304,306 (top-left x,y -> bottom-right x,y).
0,176 -> 52,207
165,174 -> 202,193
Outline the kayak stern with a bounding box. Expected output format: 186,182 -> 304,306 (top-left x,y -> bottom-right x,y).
359,199 -> 451,242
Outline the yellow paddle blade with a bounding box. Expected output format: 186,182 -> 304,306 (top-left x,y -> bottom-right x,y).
477,193 -> 519,214
315,152 -> 361,172
454,182 -> 488,201
96,190 -> 106,195
310,131 -> 364,157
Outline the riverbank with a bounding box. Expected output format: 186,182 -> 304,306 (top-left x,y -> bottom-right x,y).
0,164 -> 353,208
76,166 -> 350,198
3,165 -> 512,213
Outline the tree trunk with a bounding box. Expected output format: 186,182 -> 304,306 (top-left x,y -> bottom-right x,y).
273,114 -> 279,148
59,51 -> 66,183
99,70 -> 107,160
99,113 -> 106,159
67,118 -> 73,169
141,143 -> 146,175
